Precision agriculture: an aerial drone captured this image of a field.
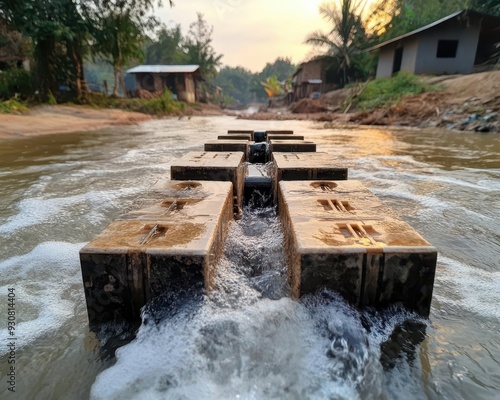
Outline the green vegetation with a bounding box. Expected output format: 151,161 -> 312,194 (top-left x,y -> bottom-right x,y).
369,0 -> 500,42
306,0 -> 500,89
0,99 -> 27,113
214,57 -> 296,104
306,0 -> 372,87
352,72 -> 438,110
261,76 -> 283,98
0,69 -> 32,99
87,89 -> 185,116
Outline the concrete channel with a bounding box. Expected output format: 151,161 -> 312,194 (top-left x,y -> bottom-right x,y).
80,129 -> 438,326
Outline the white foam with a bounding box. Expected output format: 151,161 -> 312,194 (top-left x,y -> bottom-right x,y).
0,241 -> 85,350
0,187 -> 137,235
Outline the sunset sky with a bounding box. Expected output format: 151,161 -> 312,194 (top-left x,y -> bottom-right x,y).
156,0 -> 335,72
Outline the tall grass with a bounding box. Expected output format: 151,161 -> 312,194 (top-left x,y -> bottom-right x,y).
0,99 -> 28,114
352,72 -> 439,110
88,89 -> 186,115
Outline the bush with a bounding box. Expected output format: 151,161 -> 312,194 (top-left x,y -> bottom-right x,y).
0,99 -> 28,114
0,69 -> 33,100
87,89 -> 186,115
352,72 -> 439,110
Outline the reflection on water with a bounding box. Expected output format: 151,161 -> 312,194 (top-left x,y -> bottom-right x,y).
0,117 -> 499,399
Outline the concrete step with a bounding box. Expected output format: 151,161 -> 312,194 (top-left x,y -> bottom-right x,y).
80,181 -> 234,326
171,151 -> 247,210
278,180 -> 437,317
269,140 -> 317,153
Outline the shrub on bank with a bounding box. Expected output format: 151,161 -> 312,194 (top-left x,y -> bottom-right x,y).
352,72 -> 439,110
0,99 -> 28,113
0,69 -> 33,100
88,89 -> 186,115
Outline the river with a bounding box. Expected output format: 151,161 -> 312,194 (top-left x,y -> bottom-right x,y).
0,116 -> 499,399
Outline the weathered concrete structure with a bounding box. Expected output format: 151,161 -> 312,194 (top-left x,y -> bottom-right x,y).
81,127 -> 438,328
80,181 -> 233,325
278,180 -> 437,316
269,140 -> 317,153
218,134 -> 252,141
170,151 -> 247,211
273,152 -> 348,181
267,134 -> 305,141
204,140 -> 251,160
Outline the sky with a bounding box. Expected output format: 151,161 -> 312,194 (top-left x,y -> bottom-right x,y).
156,0 -> 333,72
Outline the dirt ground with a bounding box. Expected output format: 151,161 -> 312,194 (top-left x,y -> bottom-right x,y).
241,70 -> 500,132
0,105 -> 152,139
0,102 -> 225,140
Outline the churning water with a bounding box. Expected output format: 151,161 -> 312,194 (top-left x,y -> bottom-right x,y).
0,117 -> 499,399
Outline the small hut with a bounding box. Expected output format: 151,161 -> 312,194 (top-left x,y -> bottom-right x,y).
125,65 -> 202,102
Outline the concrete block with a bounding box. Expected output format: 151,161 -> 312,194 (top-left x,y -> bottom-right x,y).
80,181 -> 234,325
204,140 -> 250,160
277,180 -> 394,220
267,134 -> 305,141
269,140 -> 316,153
228,130 -> 253,134
273,152 -> 348,182
171,151 -> 247,210
278,180 -> 437,316
218,134 -> 252,141
266,130 -> 294,134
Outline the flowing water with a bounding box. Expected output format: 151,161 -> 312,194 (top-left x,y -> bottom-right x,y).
0,116 -> 499,399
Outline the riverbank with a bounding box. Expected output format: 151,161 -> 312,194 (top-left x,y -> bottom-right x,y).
0,102 -> 225,140
0,105 -> 151,139
239,71 -> 500,133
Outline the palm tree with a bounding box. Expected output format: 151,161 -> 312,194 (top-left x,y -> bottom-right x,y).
305,0 -> 368,86
260,76 -> 283,98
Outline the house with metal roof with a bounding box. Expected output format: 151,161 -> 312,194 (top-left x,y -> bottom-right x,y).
292,59 -> 337,101
125,65 -> 202,102
370,10 -> 500,78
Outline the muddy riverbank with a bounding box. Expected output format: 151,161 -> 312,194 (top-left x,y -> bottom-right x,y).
240,71 -> 500,133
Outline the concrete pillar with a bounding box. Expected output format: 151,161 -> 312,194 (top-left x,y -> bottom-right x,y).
170,151 -> 247,211
204,140 -> 251,161
218,134 -> 252,141
269,140 -> 316,154
80,181 -> 234,326
267,134 -> 305,141
278,180 -> 437,317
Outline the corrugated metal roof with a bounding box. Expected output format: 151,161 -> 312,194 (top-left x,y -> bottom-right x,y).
126,65 -> 200,74
368,10 -> 465,51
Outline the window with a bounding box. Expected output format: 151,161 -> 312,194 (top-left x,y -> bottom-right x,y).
436,40 -> 459,58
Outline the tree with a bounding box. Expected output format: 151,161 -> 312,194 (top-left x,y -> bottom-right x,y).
92,12 -> 145,96
260,76 -> 283,98
305,0 -> 370,86
145,24 -> 188,65
368,0 -> 500,42
214,66 -> 254,103
0,0 -> 89,100
185,13 -> 223,79
259,57 -> 296,82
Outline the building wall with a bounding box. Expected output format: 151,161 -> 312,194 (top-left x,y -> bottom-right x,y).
376,16 -> 482,78
293,60 -> 327,100
376,38 -> 419,78
414,18 -> 481,75
185,74 -> 196,103
132,72 -> 197,102
376,47 -> 395,78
